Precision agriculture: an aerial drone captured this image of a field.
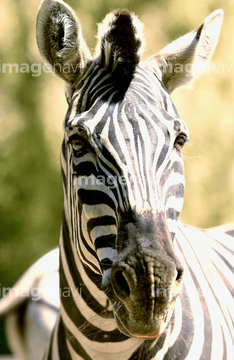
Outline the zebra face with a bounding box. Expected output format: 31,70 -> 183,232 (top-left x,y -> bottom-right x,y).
62,62 -> 186,338
37,0 -> 223,340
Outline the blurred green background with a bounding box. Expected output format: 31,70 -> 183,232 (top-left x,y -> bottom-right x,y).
0,0 -> 233,354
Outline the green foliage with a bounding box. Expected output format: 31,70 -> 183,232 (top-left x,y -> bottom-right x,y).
0,0 -> 233,353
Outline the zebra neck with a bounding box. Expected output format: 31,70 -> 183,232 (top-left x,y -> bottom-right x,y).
57,225 -> 145,359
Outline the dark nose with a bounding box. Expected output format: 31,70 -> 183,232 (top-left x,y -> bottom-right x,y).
112,212 -> 185,304
111,263 -> 131,300
111,261 -> 184,301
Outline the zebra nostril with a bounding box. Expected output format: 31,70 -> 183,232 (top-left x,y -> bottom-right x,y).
175,268 -> 184,282
112,268 -> 130,299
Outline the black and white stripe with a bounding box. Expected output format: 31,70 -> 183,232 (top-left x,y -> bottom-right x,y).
0,2 -> 232,360
42,223 -> 234,360
35,3 -> 233,359
60,63 -> 186,274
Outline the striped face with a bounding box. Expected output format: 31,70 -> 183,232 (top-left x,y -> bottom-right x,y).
62,62 -> 188,275
59,61 -> 186,338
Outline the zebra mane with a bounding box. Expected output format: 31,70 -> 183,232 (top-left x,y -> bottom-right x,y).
95,10 -> 145,85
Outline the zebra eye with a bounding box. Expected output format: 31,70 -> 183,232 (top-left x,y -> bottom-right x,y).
70,137 -> 86,152
174,134 -> 188,152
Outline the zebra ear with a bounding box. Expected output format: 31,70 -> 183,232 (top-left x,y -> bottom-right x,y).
149,9 -> 223,93
36,0 -> 91,85
95,10 -> 145,85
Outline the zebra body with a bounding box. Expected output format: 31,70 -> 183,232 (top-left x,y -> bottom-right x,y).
0,0 -> 233,359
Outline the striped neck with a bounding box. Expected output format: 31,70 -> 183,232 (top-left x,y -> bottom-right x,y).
58,227 -> 146,359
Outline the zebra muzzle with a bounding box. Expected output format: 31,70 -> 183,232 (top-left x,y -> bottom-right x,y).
108,253 -> 183,338
105,213 -> 184,338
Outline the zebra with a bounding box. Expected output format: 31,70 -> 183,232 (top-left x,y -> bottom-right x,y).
0,0 -> 233,359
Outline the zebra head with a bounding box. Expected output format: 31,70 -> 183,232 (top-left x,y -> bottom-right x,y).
37,0 -> 223,339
